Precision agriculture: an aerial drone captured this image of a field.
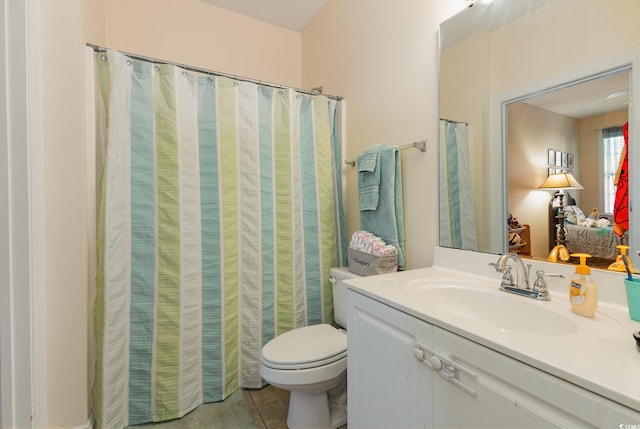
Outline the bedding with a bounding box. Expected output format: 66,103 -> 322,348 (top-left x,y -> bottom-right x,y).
549,204 -> 629,260
564,223 -> 628,260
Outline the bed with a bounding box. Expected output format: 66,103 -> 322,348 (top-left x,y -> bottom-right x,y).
564,223 -> 628,260
549,203 -> 628,260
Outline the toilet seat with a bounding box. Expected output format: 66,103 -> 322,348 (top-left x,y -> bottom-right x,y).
261,324 -> 347,370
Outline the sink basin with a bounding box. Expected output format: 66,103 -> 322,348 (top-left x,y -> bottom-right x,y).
406,279 -> 579,335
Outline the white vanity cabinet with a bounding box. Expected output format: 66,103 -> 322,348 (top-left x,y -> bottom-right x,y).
348,289 -> 640,429
347,287 -> 435,428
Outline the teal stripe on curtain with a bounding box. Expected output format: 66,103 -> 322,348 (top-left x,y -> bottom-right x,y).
258,87 -> 275,348
128,60 -> 156,425
446,124 -> 462,248
330,102 -> 347,266
299,97 -> 322,324
198,76 -> 223,403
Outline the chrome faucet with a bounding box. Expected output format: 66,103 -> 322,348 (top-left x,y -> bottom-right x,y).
489,253 -> 563,301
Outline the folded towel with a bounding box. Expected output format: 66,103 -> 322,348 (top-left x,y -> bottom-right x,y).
357,145 -> 384,211
349,230 -> 397,256
360,146 -> 406,270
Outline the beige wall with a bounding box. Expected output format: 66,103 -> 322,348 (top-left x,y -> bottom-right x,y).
36,1 -> 467,426
302,0 -> 467,268
104,0 -> 303,88
40,0 -> 105,426
492,0 -> 640,96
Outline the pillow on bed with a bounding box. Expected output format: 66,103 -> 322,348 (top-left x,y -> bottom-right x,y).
563,205 -> 584,224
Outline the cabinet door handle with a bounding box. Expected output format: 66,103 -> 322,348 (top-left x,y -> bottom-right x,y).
440,361 -> 477,397
414,343 -> 477,397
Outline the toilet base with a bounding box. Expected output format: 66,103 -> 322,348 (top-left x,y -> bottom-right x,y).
287,391 -> 331,429
285,374 -> 347,429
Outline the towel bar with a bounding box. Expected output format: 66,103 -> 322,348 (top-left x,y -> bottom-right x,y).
345,140 -> 427,167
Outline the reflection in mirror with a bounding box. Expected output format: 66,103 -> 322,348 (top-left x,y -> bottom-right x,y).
439,0 -> 640,268
507,70 -> 630,268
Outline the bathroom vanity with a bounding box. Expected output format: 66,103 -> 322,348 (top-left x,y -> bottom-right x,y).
346,248 -> 640,428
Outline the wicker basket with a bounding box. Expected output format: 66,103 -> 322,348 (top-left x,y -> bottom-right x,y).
347,248 -> 398,276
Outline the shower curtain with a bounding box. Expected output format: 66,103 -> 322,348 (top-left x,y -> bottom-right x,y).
92,49 -> 346,429
439,120 -> 478,250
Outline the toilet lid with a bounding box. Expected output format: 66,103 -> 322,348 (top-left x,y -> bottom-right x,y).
261,324 -> 347,370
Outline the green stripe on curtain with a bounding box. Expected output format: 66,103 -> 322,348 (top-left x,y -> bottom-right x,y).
92,55 -> 108,429
128,59 -> 156,425
154,64 -> 181,420
273,90 -> 294,335
217,77 -> 239,396
313,97 -> 338,323
198,76 -> 223,403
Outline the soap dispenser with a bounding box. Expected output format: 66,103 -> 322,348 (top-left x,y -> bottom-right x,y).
608,245 -> 635,273
569,253 -> 597,318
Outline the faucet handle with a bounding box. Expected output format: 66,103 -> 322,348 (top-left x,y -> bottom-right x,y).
501,265 -> 515,287
532,270 -> 564,293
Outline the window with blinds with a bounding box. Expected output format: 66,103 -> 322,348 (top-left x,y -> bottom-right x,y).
602,126 -> 625,214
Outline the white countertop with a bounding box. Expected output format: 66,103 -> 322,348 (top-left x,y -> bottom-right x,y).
344,248 -> 640,412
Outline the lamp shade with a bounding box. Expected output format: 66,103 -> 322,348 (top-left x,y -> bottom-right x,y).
538,172 -> 584,190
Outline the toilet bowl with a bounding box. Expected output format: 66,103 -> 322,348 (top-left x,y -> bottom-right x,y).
259,267 -> 358,429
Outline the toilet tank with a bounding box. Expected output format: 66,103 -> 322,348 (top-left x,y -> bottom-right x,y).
329,267 -> 361,329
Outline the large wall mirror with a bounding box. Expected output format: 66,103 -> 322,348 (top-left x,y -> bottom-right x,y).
439,0 -> 640,268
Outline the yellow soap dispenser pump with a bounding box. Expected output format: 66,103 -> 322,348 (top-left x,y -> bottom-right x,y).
608,245 -> 635,273
569,253 -> 597,318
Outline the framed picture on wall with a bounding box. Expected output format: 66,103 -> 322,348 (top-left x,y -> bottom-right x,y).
567,153 -> 574,169
548,149 -> 555,166
555,152 -> 562,166
561,152 -> 568,167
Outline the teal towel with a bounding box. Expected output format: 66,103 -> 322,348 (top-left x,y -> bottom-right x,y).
360,146 -> 406,270
358,145 -> 384,211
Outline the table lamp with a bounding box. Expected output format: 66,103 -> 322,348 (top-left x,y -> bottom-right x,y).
538,172 -> 583,260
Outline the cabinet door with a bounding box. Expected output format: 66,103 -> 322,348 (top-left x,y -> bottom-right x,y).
348,290 -> 434,429
433,327 -> 640,428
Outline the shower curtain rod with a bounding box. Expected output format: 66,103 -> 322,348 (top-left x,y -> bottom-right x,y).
440,118 -> 468,125
344,140 -> 427,166
86,43 -> 343,101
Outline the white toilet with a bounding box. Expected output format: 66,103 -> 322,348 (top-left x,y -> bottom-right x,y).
259,267 -> 358,429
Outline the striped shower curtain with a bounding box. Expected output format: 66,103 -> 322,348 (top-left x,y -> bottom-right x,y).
439,120 -> 478,250
92,50 -> 346,429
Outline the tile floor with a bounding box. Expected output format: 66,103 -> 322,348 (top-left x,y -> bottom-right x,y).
127,385 -> 289,429
243,385 -> 291,429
